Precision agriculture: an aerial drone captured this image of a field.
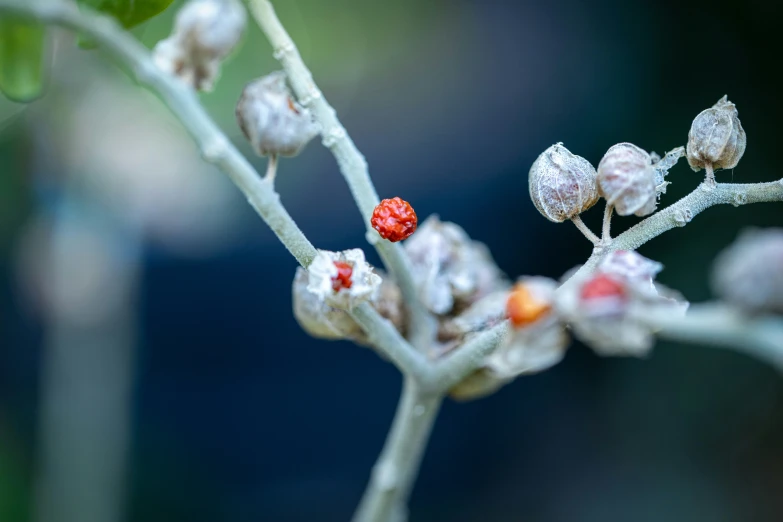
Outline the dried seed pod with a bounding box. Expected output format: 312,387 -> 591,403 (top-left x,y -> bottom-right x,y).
152,0 -> 246,91
686,96 -> 746,172
555,254 -> 688,357
236,71 -> 319,157
404,216 -> 508,315
597,143 -> 657,217
448,279 -> 569,402
712,228 -> 783,315
292,266 -> 405,345
528,143 -> 599,222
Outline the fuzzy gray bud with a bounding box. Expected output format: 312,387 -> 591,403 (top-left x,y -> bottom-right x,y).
686,96 -> 746,172
152,0 -> 246,91
528,143 -> 599,223
236,72 -> 319,157
712,228 -> 783,315
597,143 -> 657,217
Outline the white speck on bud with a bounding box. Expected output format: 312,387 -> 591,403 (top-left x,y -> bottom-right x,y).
597,143 -> 658,217
404,216 -> 508,315
686,95 -> 746,172
712,228 -> 783,315
152,0 -> 246,92
235,71 -> 320,157
528,143 -> 599,223
306,249 -> 381,309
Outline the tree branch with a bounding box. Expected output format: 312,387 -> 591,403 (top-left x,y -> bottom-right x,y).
352,378 -> 442,522
637,303 -> 783,370
350,304 -> 431,383
245,0 -> 435,350
427,321 -> 511,392
564,179 -> 783,285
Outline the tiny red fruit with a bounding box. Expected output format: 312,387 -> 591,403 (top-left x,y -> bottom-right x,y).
331,261 -> 353,292
580,274 -> 626,301
371,197 -> 418,242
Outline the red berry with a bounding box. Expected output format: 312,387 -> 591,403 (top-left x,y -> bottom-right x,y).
371,197 -> 418,242
331,261 -> 353,292
580,274 -> 626,301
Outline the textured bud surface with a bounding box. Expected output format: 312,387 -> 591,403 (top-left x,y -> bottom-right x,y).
307,249 -> 381,309
712,228 -> 783,314
686,96 -> 746,171
404,216 -> 507,315
371,197 -> 418,242
597,143 -> 657,217
528,143 -> 599,222
152,0 -> 246,91
236,71 -> 319,157
556,252 -> 688,357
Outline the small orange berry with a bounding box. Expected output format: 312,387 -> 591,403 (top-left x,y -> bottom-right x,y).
371,197 -> 418,242
331,261 -> 353,292
506,284 -> 551,328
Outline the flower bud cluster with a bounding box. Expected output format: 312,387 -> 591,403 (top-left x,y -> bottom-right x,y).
153,0 -> 246,91
556,250 -> 688,356
293,249 -> 405,347
405,216 -> 507,316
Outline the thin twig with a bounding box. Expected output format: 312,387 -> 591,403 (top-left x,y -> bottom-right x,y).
352,378 -> 442,522
350,304 -> 431,383
427,321 -> 511,392
264,153 -> 278,183
570,215 -> 600,244
245,0 -> 435,351
563,179 -> 783,287
601,203 -> 614,243
637,303 -> 783,370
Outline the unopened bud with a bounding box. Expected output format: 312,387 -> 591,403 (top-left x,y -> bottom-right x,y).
712,228 -> 783,315
236,72 -> 319,157
686,96 -> 746,172
597,143 -> 657,217
529,143 -> 599,223
152,0 -> 246,91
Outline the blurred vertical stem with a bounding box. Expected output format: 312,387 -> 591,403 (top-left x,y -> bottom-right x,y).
245,0 -> 435,351
33,200 -> 140,522
352,378 -> 442,522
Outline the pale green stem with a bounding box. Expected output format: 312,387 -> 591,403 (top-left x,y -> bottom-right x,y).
245,0 -> 435,351
570,214 -> 600,244
352,378 -> 442,522
563,179 -> 783,288
636,303 -> 783,370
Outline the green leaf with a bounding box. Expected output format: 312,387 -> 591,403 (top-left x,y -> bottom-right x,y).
77,0 -> 176,29
0,16 -> 46,103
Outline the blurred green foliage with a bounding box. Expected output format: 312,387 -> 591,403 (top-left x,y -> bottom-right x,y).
0,17 -> 46,102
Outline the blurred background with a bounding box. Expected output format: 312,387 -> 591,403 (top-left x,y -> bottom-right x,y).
2,0 -> 783,520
